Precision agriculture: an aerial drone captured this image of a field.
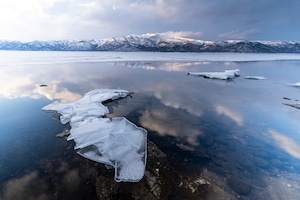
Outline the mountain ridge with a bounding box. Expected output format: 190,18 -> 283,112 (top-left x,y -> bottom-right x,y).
0,33 -> 300,53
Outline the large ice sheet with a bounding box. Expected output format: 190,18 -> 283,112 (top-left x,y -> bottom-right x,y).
187,69 -> 240,80
42,89 -> 147,182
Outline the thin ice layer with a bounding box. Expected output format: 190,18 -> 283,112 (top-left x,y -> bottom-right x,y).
187,69 -> 240,80
42,89 -> 147,182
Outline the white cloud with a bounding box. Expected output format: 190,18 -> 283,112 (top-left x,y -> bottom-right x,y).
128,0 -> 179,19
218,29 -> 259,40
160,31 -> 203,39
0,0 -> 105,41
0,0 -> 298,41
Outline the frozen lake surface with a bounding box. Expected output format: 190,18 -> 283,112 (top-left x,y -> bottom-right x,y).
1,51 -> 300,199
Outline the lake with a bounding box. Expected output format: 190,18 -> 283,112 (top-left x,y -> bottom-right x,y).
0,51 -> 300,199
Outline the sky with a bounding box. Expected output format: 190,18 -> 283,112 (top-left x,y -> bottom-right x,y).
0,0 -> 299,41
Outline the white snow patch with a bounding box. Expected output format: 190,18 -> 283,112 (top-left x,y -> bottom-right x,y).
42,89 -> 147,182
187,69 -> 240,80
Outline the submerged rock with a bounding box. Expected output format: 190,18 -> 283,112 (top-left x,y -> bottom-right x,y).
86,140 -> 236,199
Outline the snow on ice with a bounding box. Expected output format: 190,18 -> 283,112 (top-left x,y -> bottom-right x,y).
42,89 -> 147,182
187,69 -> 240,80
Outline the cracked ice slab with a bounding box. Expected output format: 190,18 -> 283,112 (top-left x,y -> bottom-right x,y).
42,89 -> 147,182
187,69 -> 240,80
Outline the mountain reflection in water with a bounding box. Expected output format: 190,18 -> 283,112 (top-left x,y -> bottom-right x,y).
0,52 -> 300,199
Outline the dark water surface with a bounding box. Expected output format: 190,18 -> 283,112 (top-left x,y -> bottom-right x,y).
1,52 -> 300,199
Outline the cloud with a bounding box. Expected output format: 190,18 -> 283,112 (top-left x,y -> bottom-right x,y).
160,31 -> 203,39
218,29 -> 260,40
0,1 -> 208,40
0,0 -> 299,40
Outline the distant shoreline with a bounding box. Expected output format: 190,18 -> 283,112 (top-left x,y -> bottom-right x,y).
1,34 -> 300,53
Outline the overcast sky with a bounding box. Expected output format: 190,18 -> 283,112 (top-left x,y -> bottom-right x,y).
0,0 -> 299,41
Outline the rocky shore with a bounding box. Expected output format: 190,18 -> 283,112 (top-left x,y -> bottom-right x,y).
81,140 -> 236,200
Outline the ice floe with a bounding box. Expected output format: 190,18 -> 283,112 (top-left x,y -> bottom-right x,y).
42,89 -> 147,182
287,82 -> 300,88
187,69 -> 240,80
245,76 -> 266,80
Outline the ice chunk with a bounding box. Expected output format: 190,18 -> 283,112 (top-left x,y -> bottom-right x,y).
187,69 -> 240,80
42,89 -> 129,124
42,89 -> 147,182
287,82 -> 300,88
56,129 -> 70,138
245,76 -> 266,80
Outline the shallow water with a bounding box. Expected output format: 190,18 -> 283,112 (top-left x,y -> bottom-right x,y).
0,51 -> 300,199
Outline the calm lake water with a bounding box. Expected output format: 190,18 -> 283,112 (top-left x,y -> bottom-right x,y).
1,51 -> 300,199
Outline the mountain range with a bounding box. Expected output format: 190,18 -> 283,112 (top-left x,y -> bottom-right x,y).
1,33 -> 300,53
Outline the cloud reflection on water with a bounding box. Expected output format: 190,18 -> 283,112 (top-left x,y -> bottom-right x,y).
139,105 -> 202,146
1,171 -> 51,200
150,82 -> 203,118
0,65 -> 83,102
215,104 -> 244,126
1,59 -> 299,148
2,55 -> 300,198
34,85 -> 82,103
269,129 -> 300,159
1,161 -> 84,200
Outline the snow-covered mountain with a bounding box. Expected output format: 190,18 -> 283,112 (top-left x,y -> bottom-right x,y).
0,33 -> 300,53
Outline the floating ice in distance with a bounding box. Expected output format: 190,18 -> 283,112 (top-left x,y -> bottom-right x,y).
283,103 -> 300,110
42,89 -> 147,182
187,69 -> 240,80
245,76 -> 266,80
287,82 -> 300,88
